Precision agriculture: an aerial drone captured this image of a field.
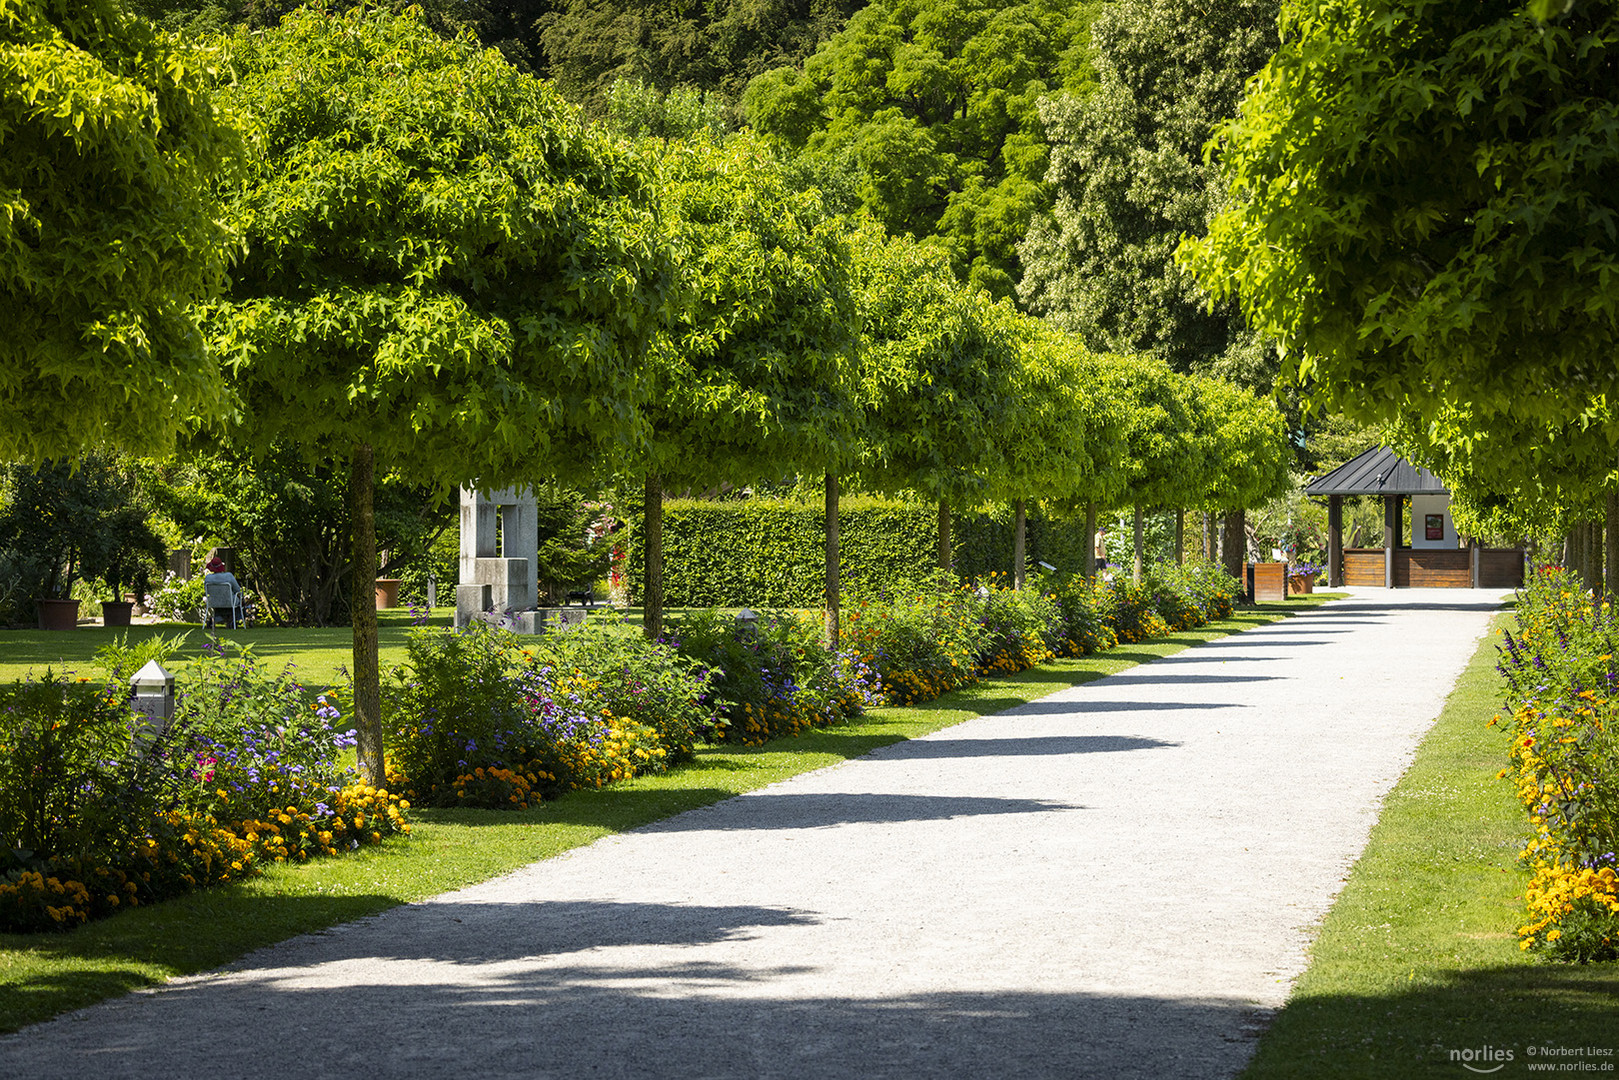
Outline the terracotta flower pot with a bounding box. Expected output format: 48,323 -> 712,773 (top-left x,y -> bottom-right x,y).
1287,574 -> 1315,596
101,600 -> 135,627
36,598 -> 81,631
375,578 -> 403,609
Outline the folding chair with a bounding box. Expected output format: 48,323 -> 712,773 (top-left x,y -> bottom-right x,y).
204,581 -> 244,629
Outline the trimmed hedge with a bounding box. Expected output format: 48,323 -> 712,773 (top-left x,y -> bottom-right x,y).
622,496 -> 1093,607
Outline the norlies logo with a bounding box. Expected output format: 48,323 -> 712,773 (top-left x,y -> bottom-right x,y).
1450,1046 -> 1515,1073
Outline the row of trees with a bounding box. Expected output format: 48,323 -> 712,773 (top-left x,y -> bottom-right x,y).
5,2 -> 1289,782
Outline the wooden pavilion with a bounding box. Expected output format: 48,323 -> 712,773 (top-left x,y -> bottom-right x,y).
1304,447 -> 1523,588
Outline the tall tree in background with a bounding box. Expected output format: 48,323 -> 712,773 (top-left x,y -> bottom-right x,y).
744,0 -> 1102,298
208,6 -> 673,783
1,0 -> 239,463
1184,0 -> 1619,432
1018,0 -> 1279,386
539,0 -> 864,113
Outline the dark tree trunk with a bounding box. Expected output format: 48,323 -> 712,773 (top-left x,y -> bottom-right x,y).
350,442 -> 383,785
938,501 -> 952,571
1576,519 -> 1603,594
1608,482 -> 1619,599
643,475 -> 663,641
1133,505 -> 1144,583
1222,509 -> 1245,581
1013,499 -> 1027,589
1083,503 -> 1098,579
1174,508 -> 1184,565
825,473 -> 840,650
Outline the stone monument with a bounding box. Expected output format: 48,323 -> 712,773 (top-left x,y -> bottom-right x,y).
454,486 -> 585,634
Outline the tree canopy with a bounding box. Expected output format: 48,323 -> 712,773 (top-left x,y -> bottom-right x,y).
1098,355 -> 1215,513
0,0 -> 239,462
639,133 -> 861,489
853,229 -> 1024,509
744,0 -> 1101,298
208,5 -> 672,485
539,0 -> 864,114
1018,0 -> 1279,385
1182,0 -> 1619,430
1188,375 -> 1290,512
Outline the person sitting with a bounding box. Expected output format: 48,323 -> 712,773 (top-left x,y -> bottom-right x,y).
202,556 -> 244,628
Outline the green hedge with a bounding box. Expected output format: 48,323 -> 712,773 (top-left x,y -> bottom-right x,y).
622,497 -> 1092,607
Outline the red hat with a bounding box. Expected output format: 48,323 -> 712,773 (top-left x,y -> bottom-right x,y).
205,556 -> 226,573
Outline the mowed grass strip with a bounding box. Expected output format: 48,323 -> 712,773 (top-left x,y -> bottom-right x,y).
0,607 -> 449,689
1241,611 -> 1619,1080
0,596 -> 1336,1034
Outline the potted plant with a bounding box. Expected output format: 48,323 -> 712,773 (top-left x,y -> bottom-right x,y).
0,458 -> 163,630
1287,561 -> 1320,595
92,510 -> 164,628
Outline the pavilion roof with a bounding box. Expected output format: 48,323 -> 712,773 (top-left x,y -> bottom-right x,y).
1303,446 -> 1449,497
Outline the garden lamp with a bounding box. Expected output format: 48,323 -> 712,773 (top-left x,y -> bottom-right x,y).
129,659 -> 176,737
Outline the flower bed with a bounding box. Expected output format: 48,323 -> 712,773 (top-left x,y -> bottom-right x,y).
385,619 -> 715,803
1496,566 -> 1619,961
0,647 -> 407,934
844,575 -> 989,706
667,608 -> 882,746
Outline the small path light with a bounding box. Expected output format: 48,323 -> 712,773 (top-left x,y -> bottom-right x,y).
129,659 -> 176,740
735,608 -> 759,637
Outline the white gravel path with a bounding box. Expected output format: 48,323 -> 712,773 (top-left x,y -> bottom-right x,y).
0,588 -> 1506,1079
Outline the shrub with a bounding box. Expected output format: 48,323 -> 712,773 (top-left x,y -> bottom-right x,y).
1143,563 -> 1206,632
1497,566 -> 1619,960
0,672 -> 160,866
384,623 -> 530,803
145,571 -> 205,622
844,574 -> 989,706
0,647 -> 407,933
384,622 -> 701,805
1181,559 -> 1239,621
1109,577 -> 1169,644
974,575 -> 1061,675
94,629 -> 193,683
1045,572 -> 1119,656
622,496 -> 1093,607
666,608 -> 880,746
519,614 -> 716,764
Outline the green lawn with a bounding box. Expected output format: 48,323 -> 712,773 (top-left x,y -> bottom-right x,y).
1242,611 -> 1619,1079
0,603 -> 655,688
0,596 -> 1336,1034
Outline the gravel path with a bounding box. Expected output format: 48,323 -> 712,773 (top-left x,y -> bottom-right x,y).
0,588 -> 1506,1079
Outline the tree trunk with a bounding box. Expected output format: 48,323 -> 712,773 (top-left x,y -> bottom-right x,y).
938,501 -> 952,572
1221,509 -> 1245,581
1133,505 -> 1144,583
825,473 -> 840,650
1174,508 -> 1184,565
1579,518 -> 1603,594
349,442 -> 383,785
1608,481 -> 1619,599
642,474 -> 663,641
1013,499 -> 1027,589
1083,503 -> 1098,579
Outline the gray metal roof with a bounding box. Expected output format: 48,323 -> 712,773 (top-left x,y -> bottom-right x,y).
1303,446 -> 1449,497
